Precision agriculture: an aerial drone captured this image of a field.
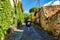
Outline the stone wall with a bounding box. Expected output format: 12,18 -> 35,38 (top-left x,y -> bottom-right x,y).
39,5 -> 60,37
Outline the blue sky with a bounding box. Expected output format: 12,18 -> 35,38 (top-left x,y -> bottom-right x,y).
22,0 -> 53,13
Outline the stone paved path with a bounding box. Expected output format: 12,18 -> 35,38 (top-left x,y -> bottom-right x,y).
9,25 -> 56,40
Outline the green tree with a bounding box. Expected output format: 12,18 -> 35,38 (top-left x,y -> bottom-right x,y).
29,7 -> 39,13
29,7 -> 40,23
24,13 -> 31,22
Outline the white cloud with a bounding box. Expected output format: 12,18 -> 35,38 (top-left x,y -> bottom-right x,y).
43,1 -> 53,6
52,0 -> 60,5
43,0 -> 60,6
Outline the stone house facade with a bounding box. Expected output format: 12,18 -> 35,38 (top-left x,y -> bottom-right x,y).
39,5 -> 60,37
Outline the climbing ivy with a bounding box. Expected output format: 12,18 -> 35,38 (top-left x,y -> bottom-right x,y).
16,1 -> 24,25
0,0 -> 14,37
0,0 -> 24,38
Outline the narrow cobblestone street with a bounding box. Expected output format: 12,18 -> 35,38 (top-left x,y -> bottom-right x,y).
9,25 -> 56,40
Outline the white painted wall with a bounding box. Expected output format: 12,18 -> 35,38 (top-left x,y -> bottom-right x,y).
10,0 -> 14,8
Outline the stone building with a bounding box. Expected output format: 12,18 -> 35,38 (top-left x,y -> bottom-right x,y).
34,0 -> 60,37
39,5 -> 60,37
10,0 -> 23,12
